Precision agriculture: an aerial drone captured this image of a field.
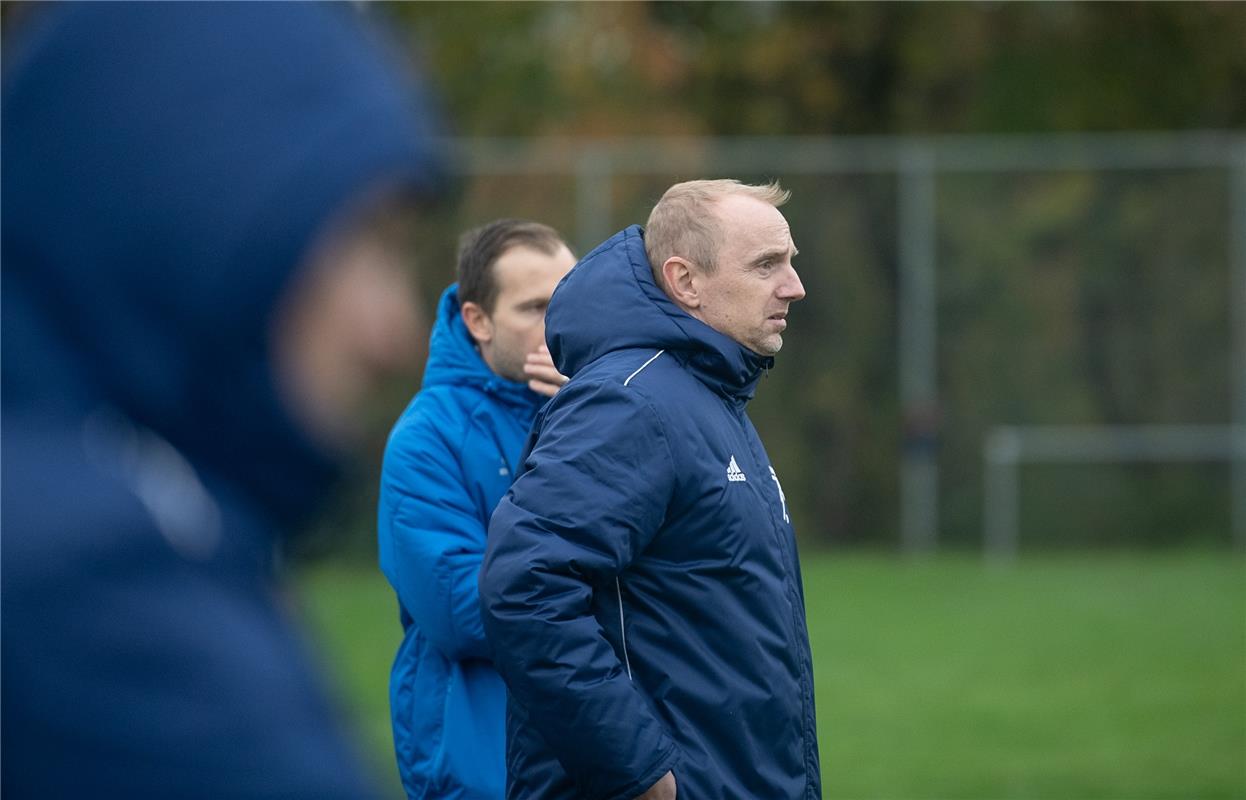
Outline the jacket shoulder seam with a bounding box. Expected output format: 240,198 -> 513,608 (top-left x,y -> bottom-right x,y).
623,349 -> 666,387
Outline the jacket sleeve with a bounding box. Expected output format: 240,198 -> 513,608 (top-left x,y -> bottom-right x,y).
478,380 -> 681,800
379,404 -> 491,663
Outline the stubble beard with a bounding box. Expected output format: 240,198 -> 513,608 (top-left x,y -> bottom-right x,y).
755,333 -> 783,357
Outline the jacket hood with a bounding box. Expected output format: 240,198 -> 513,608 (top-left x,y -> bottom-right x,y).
1,3 -> 447,529
545,225 -> 773,402
422,285 -> 544,412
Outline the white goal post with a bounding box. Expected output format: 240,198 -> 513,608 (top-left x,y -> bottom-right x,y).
982,424 -> 1246,562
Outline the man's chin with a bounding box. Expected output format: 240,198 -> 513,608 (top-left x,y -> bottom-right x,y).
752,336 -> 783,357
495,363 -> 528,386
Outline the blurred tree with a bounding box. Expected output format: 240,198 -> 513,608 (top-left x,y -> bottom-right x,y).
389,2 -> 1246,136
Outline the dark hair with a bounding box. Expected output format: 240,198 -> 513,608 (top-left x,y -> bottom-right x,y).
457,219 -> 568,313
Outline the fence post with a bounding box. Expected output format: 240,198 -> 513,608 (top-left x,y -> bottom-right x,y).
1230,143 -> 1246,551
983,427 -> 1021,564
898,142 -> 939,555
575,145 -> 613,255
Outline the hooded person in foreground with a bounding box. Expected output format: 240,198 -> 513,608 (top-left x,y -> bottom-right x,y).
479,180 -> 821,800
1,3 -> 444,797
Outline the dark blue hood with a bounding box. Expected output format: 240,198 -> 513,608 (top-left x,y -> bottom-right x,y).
423,285 -> 544,412
545,225 -> 772,402
1,2 -> 447,528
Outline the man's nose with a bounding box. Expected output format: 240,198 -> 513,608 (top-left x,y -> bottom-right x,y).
778,264 -> 806,302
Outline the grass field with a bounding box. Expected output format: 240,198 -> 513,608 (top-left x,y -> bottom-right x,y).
296,552 -> 1245,800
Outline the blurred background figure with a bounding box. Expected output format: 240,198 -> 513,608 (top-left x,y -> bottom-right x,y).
1,3 -> 444,797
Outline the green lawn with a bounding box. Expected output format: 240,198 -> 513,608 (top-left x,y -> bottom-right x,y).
297,552 -> 1246,799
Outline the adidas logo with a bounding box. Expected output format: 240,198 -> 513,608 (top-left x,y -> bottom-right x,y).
726,455 -> 747,483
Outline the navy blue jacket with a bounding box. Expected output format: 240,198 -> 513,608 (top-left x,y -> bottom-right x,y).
379,285 -> 544,798
1,4 -> 443,797
479,226 -> 821,800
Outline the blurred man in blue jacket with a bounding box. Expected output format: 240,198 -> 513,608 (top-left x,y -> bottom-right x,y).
1,4 -> 444,798
378,219 -> 576,799
480,181 -> 821,800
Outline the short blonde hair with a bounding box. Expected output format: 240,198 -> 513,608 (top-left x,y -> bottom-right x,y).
644,179 -> 789,284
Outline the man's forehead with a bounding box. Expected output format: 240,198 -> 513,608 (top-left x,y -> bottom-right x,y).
493,243 -> 572,298
757,219 -> 794,244
712,195 -> 793,253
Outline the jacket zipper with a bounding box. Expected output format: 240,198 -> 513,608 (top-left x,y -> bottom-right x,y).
616,576 -> 633,680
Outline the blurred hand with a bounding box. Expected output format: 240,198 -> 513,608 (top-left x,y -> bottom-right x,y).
634,771 -> 676,800
523,345 -> 568,398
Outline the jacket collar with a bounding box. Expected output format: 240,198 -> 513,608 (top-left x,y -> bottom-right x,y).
547,226 -> 773,404
422,285 -> 545,415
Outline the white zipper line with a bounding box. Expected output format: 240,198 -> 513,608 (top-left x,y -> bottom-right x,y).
616,576 -> 632,680
623,349 -> 665,387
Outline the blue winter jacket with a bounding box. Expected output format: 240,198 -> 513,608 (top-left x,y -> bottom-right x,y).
479,226 -> 821,800
379,286 -> 546,799
1,4 -> 443,798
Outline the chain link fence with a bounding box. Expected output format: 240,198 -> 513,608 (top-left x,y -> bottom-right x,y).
385,132 -> 1246,554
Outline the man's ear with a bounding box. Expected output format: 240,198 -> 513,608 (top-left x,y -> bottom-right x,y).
661,257 -> 701,310
460,300 -> 494,345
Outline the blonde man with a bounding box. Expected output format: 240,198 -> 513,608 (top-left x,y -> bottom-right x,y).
481,181 -> 820,800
